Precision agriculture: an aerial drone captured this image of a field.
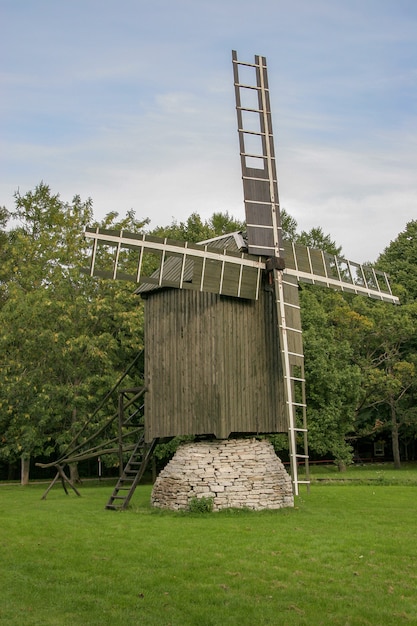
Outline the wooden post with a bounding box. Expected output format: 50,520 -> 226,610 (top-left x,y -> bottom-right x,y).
41,471 -> 60,500
40,465 -> 82,500
21,456 -> 30,486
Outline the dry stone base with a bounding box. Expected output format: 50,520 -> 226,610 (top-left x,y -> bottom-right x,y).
151,438 -> 294,511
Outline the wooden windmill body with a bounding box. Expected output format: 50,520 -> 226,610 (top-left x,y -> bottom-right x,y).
86,51 -> 398,498
140,261 -> 286,443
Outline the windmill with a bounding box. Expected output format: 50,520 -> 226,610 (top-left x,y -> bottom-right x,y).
83,51 -> 398,507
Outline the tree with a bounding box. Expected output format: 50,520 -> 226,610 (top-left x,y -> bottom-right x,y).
280,208 -> 298,241
296,218 -> 417,469
300,287 -> 362,469
377,220 -> 417,302
150,211 -> 245,242
0,205 -> 10,305
297,226 -> 342,257
5,190 -> 412,482
368,222 -> 417,464
0,184 -> 147,482
347,297 -> 417,468
0,183 -> 95,481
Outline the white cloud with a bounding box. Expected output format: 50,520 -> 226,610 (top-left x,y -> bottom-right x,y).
280,140 -> 417,261
1,0 -> 417,266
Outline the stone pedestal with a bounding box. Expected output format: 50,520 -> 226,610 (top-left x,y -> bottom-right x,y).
151,438 -> 294,511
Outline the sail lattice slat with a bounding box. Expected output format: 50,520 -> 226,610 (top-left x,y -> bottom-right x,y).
283,241 -> 399,304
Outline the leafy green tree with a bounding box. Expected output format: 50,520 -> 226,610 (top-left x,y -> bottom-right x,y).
297,226 -> 342,256
280,208 -> 298,241
0,205 -> 10,304
358,223 -> 417,465
0,184 -> 147,482
150,211 -> 245,242
347,297 -> 417,468
0,183 -> 94,481
271,211 -> 356,467
377,220 -> 417,302
300,288 -> 361,469
295,217 -> 417,468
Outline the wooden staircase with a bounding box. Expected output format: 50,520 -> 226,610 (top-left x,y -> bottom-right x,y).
105,437 -> 157,510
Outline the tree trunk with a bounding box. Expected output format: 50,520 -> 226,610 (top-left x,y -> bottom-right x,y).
21,456 -> 30,485
337,460 -> 347,472
390,398 -> 401,469
69,463 -> 82,484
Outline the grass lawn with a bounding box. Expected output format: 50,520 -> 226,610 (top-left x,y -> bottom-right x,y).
1,471 -> 416,625
308,461 -> 417,485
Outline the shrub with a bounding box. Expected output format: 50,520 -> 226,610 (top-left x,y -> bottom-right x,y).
188,495 -> 214,513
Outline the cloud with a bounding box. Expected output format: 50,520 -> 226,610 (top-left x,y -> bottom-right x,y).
1,0 -> 417,266
280,139 -> 417,261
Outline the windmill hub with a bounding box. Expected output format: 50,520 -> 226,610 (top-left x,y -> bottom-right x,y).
266,256 -> 286,271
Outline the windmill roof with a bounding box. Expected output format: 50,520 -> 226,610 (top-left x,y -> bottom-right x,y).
198,231 -> 247,251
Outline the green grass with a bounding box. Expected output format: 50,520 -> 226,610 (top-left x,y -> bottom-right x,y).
1,477 -> 417,625
309,461 -> 417,485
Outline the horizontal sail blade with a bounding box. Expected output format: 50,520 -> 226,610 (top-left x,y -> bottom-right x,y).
283,241 -> 399,304
84,229 -> 399,304
84,227 -> 263,300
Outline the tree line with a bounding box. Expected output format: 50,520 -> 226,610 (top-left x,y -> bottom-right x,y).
1,183 -> 416,482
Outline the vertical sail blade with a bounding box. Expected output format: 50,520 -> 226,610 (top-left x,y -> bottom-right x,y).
273,270 -> 309,495
232,50 -> 284,260
233,51 -> 309,493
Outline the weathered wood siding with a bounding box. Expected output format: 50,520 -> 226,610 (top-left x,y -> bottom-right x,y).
143,285 -> 287,441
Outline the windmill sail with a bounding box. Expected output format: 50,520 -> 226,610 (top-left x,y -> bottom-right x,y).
232,50 -> 284,261
284,241 -> 399,304
233,50 -> 309,495
84,227 -> 263,300
85,227 -> 399,305
232,50 -> 399,494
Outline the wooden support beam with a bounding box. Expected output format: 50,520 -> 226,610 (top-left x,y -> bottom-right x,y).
40,465 -> 82,500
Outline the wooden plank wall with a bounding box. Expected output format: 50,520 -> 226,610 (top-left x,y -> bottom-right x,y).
144,286 -> 287,441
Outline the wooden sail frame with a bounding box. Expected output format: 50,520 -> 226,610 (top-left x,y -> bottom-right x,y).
85,228 -> 398,305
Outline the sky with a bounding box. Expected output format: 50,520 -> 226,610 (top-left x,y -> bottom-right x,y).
1,0 -> 417,263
